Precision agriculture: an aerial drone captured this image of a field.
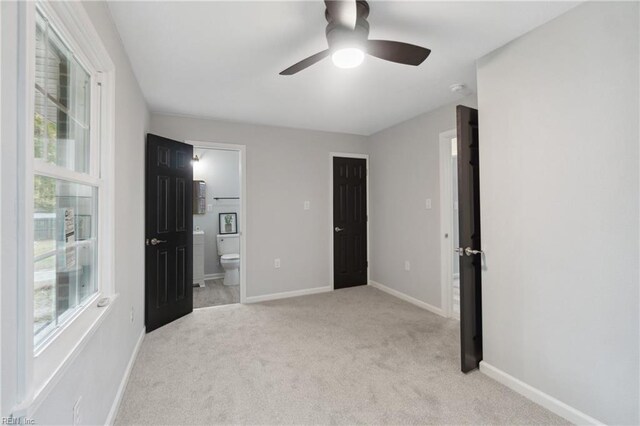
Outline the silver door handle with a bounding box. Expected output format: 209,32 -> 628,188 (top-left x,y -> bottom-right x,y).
464,247 -> 483,256
147,238 -> 167,246
454,247 -> 465,256
334,227 -> 344,232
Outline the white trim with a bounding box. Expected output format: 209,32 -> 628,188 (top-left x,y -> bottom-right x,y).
439,129 -> 457,319
13,0 -> 117,415
479,361 -> 604,426
16,0 -> 36,406
0,1 -> 3,412
204,273 -> 225,281
105,327 -> 145,426
329,152 -> 370,291
245,286 -> 332,304
15,294 -> 119,418
186,140 -> 247,304
369,280 -> 446,317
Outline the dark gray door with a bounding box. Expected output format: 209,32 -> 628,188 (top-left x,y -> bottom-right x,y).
333,157 -> 368,289
456,106 -> 483,373
145,134 -> 193,332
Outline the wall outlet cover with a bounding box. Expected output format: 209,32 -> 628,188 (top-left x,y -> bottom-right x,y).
274,258 -> 281,268
404,261 -> 411,271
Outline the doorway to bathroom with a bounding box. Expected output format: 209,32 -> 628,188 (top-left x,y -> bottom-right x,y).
440,106 -> 484,373
439,129 -> 460,320
190,141 -> 247,309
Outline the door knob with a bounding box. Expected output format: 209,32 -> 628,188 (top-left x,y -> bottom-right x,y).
146,238 -> 167,246
334,227 -> 344,232
464,247 -> 483,256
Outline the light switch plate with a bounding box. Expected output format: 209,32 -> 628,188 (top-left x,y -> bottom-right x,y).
404,261 -> 411,271
274,258 -> 281,268
304,201 -> 310,210
425,199 -> 432,209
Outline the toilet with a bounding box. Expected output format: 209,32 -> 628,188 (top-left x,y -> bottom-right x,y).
216,234 -> 240,286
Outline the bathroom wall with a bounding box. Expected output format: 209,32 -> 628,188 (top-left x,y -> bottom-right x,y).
368,95 -> 477,310
150,114 -> 369,299
450,145 -> 459,277
477,2 -> 639,423
192,148 -> 240,276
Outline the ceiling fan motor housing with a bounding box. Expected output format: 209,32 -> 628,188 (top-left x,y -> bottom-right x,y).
279,0 -> 430,75
325,0 -> 370,50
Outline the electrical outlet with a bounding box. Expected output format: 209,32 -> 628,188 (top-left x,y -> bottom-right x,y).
404,261 -> 411,271
425,199 -> 432,209
73,397 -> 82,426
274,258 -> 281,268
130,307 -> 134,323
207,204 -> 213,212
303,201 -> 310,210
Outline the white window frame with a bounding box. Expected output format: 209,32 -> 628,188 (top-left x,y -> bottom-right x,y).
13,1 -> 116,416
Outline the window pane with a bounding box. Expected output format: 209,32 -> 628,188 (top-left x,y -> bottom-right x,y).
35,11 -> 91,174
34,176 -> 98,347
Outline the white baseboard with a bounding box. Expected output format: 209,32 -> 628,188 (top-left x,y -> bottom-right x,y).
369,280 -> 445,317
245,285 -> 332,303
479,361 -> 604,425
105,327 -> 145,426
204,273 -> 225,280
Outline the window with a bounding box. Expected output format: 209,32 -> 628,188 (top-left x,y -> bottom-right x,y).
32,8 -> 101,349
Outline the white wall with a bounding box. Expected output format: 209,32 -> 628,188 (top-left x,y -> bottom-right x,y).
192,147 -> 240,275
477,2 -> 639,424
1,2 -> 22,416
150,114 -> 368,298
0,1 -> 149,423
368,95 -> 476,309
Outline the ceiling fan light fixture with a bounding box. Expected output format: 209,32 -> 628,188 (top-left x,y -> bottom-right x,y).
331,47 -> 365,69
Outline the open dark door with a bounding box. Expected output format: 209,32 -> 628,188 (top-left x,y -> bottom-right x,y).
333,157 -> 368,289
145,134 -> 193,333
456,106 -> 483,373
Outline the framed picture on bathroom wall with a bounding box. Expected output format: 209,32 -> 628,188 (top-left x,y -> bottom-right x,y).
219,212 -> 237,234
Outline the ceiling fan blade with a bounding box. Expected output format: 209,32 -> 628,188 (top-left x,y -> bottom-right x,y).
366,40 -> 431,66
325,0 -> 357,30
279,50 -> 330,75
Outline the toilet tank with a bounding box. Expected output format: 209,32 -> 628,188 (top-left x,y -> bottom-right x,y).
216,234 -> 239,255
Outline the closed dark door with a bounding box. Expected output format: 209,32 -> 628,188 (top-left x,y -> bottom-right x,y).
333,157 -> 368,289
456,106 -> 483,373
145,134 -> 193,333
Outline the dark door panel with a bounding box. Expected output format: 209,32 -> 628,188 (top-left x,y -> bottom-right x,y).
333,157 -> 368,289
145,134 -> 193,333
456,106 -> 483,373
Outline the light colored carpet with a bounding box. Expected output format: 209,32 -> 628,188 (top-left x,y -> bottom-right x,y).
115,286 -> 567,425
194,278 -> 239,309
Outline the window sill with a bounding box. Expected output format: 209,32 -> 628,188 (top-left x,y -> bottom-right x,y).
27,292 -> 119,416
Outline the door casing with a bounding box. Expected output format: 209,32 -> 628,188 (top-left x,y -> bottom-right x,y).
186,140 -> 247,304
329,152 -> 370,290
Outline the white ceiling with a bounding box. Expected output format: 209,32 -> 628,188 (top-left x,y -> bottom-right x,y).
108,1 -> 578,135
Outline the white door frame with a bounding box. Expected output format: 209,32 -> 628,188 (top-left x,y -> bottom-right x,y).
329,152 -> 370,290
187,140 -> 247,304
439,129 -> 458,319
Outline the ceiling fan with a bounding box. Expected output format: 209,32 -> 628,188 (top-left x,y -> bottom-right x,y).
280,0 -> 431,75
